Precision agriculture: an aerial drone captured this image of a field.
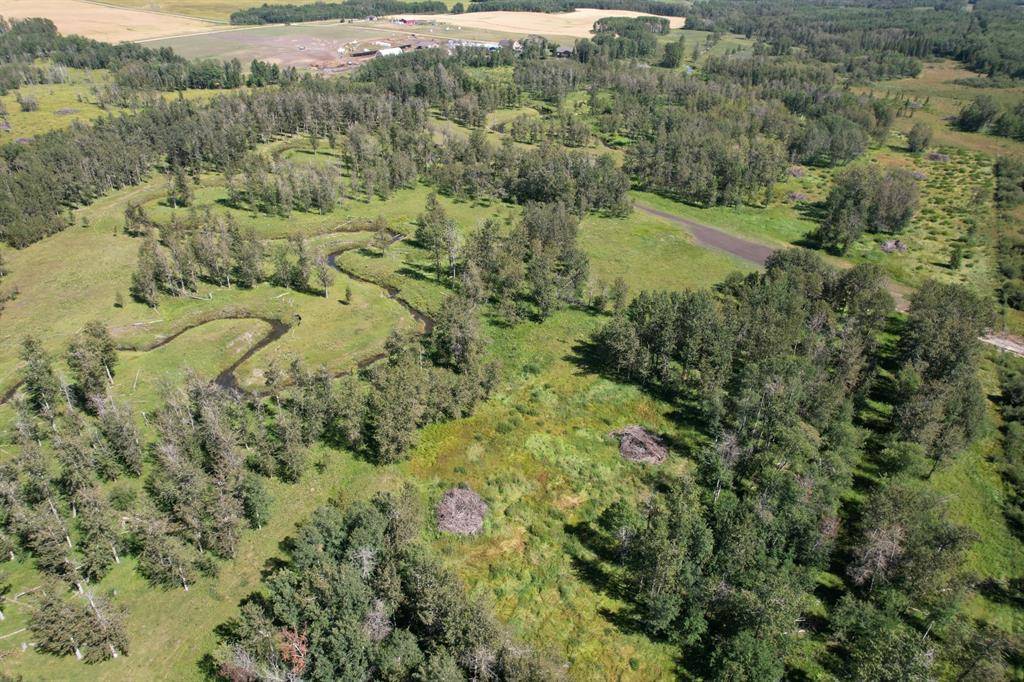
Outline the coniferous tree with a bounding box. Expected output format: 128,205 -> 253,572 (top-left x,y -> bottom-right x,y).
19,336 -> 60,415
95,398 -> 143,477
66,321 -> 117,407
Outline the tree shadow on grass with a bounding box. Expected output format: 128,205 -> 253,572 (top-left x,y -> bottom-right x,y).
977,577 -> 1024,610
396,263 -> 444,286
563,520 -> 659,639
200,592 -> 276,679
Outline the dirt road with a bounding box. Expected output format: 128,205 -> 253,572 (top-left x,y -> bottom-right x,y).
634,201 -> 1024,358
636,203 -> 776,265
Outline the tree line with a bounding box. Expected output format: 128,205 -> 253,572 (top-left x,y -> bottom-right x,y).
687,0 -> 1024,80
229,0 -> 447,25
214,490 -> 554,679
955,94 -> 1024,143
464,0 -> 686,17
995,156 -> 1024,310
588,249 -> 1004,679
0,17 -> 256,94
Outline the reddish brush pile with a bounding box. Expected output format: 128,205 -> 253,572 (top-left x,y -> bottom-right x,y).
436,487 -> 487,535
612,425 -> 668,464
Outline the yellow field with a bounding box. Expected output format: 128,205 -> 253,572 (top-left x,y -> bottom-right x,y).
393,9 -> 685,39
0,0 -> 216,41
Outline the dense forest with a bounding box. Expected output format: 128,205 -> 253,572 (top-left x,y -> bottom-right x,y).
591,252 -> 1002,678
687,0 -> 1024,80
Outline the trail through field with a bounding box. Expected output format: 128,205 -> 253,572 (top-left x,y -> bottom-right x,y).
634,201 -> 1024,358
635,202 -> 775,265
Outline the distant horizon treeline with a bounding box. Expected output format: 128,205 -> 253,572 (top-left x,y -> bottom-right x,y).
0,17 -> 291,93
229,0 -> 447,24
229,0 -> 686,24
687,0 -> 1024,80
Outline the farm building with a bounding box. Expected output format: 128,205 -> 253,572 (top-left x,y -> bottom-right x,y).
375,47 -> 403,57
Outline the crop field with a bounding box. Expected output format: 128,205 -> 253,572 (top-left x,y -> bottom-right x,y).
393,9 -> 684,39
0,0 -> 216,41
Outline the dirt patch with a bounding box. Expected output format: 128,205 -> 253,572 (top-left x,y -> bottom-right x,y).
436,486 -> 487,535
393,9 -> 684,39
612,425 -> 668,464
1,0 -> 214,42
880,239 -> 908,254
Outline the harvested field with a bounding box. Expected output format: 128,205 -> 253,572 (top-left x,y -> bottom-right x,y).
612,425 -> 668,464
437,486 -> 488,535
0,0 -> 215,41
146,20 -> 515,68
392,9 -> 685,39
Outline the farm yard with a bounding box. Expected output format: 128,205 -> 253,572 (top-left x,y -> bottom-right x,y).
144,19 -> 519,69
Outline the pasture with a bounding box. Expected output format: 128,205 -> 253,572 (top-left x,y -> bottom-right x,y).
864,60 -> 1024,157
1,14 -> 1023,680
0,73 -> 235,141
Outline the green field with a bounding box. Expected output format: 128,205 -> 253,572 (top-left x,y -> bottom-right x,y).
0,67 -> 240,141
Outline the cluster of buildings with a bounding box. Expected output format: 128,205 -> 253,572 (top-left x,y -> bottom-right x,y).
359,36 -> 574,59
317,29 -> 576,71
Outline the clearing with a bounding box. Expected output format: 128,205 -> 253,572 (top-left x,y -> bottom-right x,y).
144,19 -> 519,68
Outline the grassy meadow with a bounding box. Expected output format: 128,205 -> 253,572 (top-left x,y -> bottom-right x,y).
0,67 -> 239,141
2,33 -> 1024,680
0,129 -> 750,678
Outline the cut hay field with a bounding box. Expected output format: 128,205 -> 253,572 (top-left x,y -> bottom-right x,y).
394,8 -> 684,39
0,0 -> 216,41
